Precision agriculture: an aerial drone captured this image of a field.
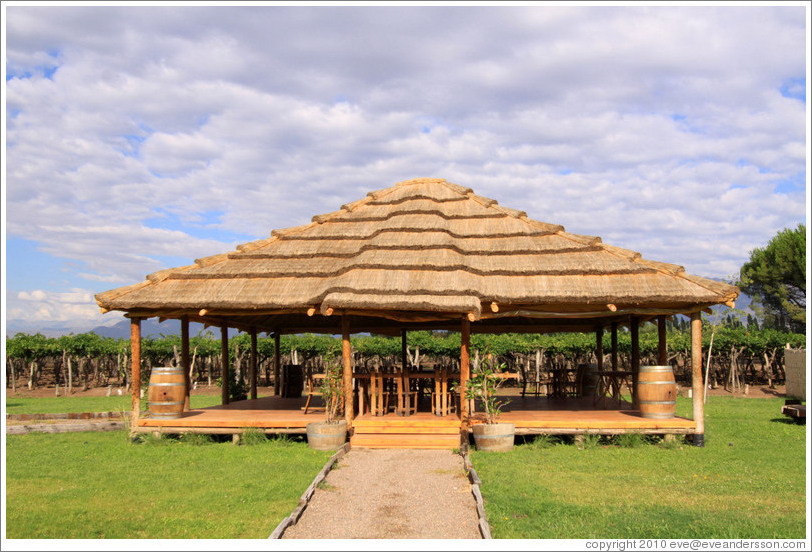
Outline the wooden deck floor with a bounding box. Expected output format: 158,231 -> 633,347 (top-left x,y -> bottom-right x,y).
135,394 -> 696,436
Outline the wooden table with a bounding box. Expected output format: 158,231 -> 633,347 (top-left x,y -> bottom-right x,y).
598,370 -> 634,400
356,370 -> 461,417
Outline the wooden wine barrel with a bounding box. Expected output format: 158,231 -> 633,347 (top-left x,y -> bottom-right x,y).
148,367 -> 186,419
636,365 -> 676,419
306,421 -> 348,451
472,422 -> 515,452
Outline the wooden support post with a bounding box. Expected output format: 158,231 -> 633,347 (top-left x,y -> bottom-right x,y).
611,322 -> 618,372
460,317 -> 471,425
221,325 -> 230,405
691,312 -> 705,446
401,329 -> 409,416
657,315 -> 668,366
273,333 -> 281,396
342,316 -> 354,425
181,317 -> 191,412
630,316 -> 640,408
595,326 -> 603,372
130,318 -> 142,425
249,327 -> 258,401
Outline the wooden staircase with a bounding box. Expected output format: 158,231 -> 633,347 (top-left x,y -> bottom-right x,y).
350,413 -> 462,449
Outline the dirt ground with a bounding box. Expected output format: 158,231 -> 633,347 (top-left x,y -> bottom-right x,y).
282,448 -> 481,539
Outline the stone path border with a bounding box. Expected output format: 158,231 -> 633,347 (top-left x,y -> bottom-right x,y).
459,441 -> 492,539
269,442 -> 351,539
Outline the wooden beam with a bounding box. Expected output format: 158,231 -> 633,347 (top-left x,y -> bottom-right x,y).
460,317 -> 471,425
181,317 -> 191,412
249,327 -> 258,400
221,325 -> 230,405
691,311 -> 705,446
342,316 -> 354,425
606,303 -> 617,312
657,315 -> 667,365
130,318 -> 142,426
273,333 -> 281,396
630,316 -> 640,409
490,302 -> 499,313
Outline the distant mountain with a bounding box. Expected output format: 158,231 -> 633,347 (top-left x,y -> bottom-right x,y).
89,318 -> 238,339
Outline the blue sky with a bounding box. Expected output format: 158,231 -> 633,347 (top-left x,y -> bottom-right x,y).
2,3 -> 809,334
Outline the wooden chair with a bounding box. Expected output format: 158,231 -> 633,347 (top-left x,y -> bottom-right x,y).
431,367 -> 457,416
401,368 -> 418,416
302,370 -> 324,415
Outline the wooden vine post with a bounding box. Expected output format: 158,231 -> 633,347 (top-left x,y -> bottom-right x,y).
130,317 -> 141,425
595,326 -> 603,371
691,311 -> 705,446
610,321 -> 618,371
342,316 -> 354,424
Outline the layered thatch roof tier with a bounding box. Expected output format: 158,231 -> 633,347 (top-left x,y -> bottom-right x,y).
96,178 -> 738,334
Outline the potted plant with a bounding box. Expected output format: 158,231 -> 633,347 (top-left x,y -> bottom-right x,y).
305,359 -> 347,451
466,353 -> 515,451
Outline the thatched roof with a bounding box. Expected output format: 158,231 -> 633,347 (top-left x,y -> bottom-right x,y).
96,178 -> 738,334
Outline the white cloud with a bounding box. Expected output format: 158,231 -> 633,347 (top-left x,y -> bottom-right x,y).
3,5 -> 807,327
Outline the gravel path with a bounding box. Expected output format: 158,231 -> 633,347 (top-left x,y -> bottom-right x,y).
282,448 -> 481,539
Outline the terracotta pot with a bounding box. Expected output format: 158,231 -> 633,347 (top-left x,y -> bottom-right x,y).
306,420 -> 348,451
472,422 -> 515,452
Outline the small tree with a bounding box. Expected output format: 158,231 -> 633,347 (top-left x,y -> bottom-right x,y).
320,358 -> 345,424
465,352 -> 510,424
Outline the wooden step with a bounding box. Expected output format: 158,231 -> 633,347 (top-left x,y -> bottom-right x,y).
351,432 -> 461,449
353,424 -> 460,435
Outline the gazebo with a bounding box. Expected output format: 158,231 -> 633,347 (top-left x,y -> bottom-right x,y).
96,178 -> 739,447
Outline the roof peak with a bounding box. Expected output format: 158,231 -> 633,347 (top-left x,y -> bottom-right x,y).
395,177 -> 447,186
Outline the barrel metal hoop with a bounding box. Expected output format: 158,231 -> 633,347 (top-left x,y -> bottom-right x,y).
640,400 -> 676,405
149,401 -> 185,406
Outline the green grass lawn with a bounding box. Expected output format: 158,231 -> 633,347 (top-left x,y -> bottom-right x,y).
471,396 -> 807,539
5,393 -> 231,414
5,431 -> 333,538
